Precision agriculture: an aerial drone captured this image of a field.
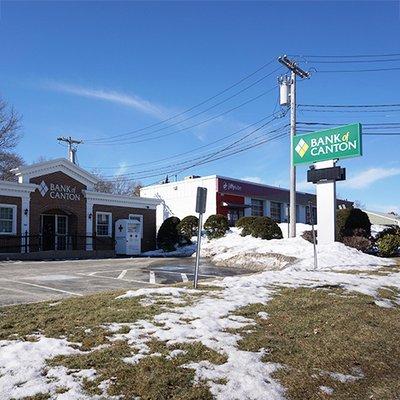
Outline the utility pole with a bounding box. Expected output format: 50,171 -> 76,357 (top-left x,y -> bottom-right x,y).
57,136 -> 83,164
278,55 -> 310,238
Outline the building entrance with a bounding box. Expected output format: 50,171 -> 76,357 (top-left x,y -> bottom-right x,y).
40,214 -> 68,251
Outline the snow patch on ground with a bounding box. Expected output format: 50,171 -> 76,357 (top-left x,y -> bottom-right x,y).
199,229 -> 394,270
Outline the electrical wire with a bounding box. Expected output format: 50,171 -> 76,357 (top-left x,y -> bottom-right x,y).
315,67 -> 400,73
85,85 -> 279,146
83,113 -> 283,170
102,123 -> 288,182
100,117 -> 288,178
85,60 -> 281,143
299,103 -> 400,108
289,53 -> 400,58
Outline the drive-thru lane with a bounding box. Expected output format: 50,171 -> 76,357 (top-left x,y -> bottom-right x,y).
0,257 -> 249,307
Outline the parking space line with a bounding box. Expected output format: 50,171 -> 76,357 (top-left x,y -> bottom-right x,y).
0,285 -> 42,296
117,270 -> 127,279
181,273 -> 189,282
76,272 -> 161,286
0,279 -> 83,297
149,271 -> 156,284
148,269 -> 220,278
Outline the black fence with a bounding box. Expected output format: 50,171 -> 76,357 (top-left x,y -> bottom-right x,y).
0,233 -> 115,254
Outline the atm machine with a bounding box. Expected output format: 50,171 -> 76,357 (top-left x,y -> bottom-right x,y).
115,219 -> 142,255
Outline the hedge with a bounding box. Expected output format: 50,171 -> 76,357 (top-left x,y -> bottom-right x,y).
204,214 -> 229,240
157,216 -> 181,251
377,234 -> 400,257
236,216 -> 282,240
336,208 -> 371,241
177,215 -> 199,244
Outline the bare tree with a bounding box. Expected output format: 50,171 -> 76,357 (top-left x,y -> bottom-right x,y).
92,170 -> 142,196
0,99 -> 24,181
0,152 -> 24,181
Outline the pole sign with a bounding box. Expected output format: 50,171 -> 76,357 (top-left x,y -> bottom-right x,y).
293,123 -> 362,165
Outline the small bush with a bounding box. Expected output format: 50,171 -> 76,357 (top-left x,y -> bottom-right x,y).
336,208 -> 371,241
375,226 -> 400,241
302,230 -> 317,244
204,214 -> 229,240
377,234 -> 400,257
177,215 -> 199,244
343,236 -> 372,253
251,217 -> 283,240
237,216 -> 282,240
157,216 -> 181,251
236,216 -> 258,236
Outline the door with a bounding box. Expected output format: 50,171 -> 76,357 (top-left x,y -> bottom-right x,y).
56,215 -> 68,250
42,215 -> 55,251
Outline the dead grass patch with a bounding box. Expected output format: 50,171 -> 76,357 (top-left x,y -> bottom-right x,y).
235,287 -> 400,399
0,290 -> 181,350
49,339 -> 225,399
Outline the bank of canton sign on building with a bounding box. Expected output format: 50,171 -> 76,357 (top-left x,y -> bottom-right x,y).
293,123 -> 362,165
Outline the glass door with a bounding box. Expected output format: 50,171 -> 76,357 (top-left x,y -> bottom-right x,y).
55,215 -> 68,250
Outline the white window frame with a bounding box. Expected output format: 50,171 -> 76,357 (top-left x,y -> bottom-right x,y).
0,204 -> 17,235
96,212 -> 112,237
129,214 -> 143,238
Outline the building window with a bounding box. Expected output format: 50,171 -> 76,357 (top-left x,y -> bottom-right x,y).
96,212 -> 112,237
0,205 -> 17,235
129,214 -> 143,238
270,202 -> 282,222
251,199 -> 264,216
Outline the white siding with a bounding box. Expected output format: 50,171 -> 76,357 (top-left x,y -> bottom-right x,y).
140,176 -> 218,230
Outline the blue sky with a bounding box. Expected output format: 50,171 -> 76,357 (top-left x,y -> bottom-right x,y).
0,1 -> 399,212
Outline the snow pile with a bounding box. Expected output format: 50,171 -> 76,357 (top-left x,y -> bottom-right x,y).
199,229 -> 394,271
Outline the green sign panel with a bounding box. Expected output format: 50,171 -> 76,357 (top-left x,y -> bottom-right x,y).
293,123 -> 362,165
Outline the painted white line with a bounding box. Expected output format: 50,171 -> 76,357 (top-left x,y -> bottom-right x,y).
76,272 -> 161,286
148,269 -> 219,278
181,273 -> 189,282
149,271 -> 156,284
0,279 -> 83,297
117,270 -> 128,280
0,285 -> 42,296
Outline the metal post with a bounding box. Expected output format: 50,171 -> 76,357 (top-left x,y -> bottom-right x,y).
309,203 -> 318,270
194,212 -> 203,289
289,71 -> 296,238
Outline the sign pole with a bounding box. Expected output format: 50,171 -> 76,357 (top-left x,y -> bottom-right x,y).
194,212 -> 203,289
194,187 -> 207,289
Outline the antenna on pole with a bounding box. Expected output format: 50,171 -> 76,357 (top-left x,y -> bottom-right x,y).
57,136 -> 83,164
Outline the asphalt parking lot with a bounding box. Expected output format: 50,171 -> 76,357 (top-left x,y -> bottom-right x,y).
0,257 -> 249,307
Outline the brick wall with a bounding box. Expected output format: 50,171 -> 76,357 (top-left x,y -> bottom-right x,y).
29,171 -> 87,237
92,204 -> 156,252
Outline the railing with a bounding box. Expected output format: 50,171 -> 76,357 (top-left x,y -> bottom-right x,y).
0,233 -> 115,254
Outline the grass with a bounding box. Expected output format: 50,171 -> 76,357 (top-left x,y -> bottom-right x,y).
0,290 -> 195,350
48,339 -> 226,399
234,287 -> 400,400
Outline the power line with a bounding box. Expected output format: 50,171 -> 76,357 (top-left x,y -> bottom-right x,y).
289,52 -> 400,58
298,121 -> 400,126
302,58 -> 400,64
85,59 -> 280,143
84,113 -> 282,170
103,123 -> 288,182
100,118 -> 287,178
316,67 -> 400,73
85,85 -> 279,146
299,103 -> 400,108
